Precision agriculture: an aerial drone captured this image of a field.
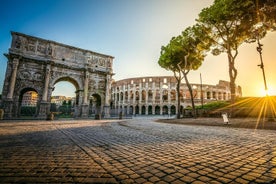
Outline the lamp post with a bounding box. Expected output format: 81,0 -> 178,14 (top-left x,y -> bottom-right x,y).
200,73 -> 203,109
255,0 -> 268,95
256,37 -> 268,95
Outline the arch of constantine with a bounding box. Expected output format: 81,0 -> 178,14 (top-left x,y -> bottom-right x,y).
1,32 -> 114,119
111,76 -> 242,116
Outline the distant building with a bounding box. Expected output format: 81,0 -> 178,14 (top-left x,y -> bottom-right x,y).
51,96 -> 75,107
21,91 -> 38,107
111,76 -> 242,116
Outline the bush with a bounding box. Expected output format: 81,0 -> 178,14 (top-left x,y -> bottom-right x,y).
20,106 -> 36,116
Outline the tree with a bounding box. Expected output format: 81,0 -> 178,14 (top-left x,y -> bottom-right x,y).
159,24 -> 211,118
197,0 -> 256,104
179,25 -> 211,117
62,100 -> 67,105
159,37 -> 184,119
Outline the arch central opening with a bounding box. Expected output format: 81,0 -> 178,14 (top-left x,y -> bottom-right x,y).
51,80 -> 77,118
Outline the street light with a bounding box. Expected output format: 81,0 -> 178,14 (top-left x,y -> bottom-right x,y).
256,36 -> 268,96
254,0 -> 269,96
200,73 -> 203,109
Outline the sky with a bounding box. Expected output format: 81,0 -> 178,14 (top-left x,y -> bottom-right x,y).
0,0 -> 275,97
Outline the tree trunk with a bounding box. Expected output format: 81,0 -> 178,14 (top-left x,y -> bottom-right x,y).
173,71 -> 182,119
227,49 -> 238,105
183,72 -> 196,118
176,79 -> 181,119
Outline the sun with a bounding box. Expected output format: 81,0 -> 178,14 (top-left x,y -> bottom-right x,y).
259,88 -> 276,97
260,89 -> 270,97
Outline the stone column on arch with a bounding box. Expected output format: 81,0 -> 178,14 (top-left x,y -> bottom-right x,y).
127,84 -> 131,115
4,58 -> 19,118
83,70 -> 89,104
7,58 -> 19,99
74,90 -> 83,117
81,70 -> 89,118
152,82 -> 156,104
42,64 -> 51,102
103,74 -> 111,118
39,64 -> 52,118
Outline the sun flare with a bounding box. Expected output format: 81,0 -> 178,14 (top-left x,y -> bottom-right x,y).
259,88 -> 276,97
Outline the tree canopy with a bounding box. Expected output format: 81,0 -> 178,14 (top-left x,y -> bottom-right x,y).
197,0 -> 276,104
257,0 -> 276,30
197,0 -> 258,104
158,24 -> 211,118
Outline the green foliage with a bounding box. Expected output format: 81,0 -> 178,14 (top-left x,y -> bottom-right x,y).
196,101 -> 230,110
198,0 -> 256,54
159,24 -> 211,73
158,24 -> 211,118
50,103 -> 57,112
197,0 -> 258,103
58,104 -> 72,115
20,106 -> 36,116
257,0 -> 276,30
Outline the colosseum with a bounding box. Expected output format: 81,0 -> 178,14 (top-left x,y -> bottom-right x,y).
111,76 -> 242,116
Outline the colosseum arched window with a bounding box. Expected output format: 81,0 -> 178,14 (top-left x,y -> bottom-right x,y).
120,92 -> 123,102
135,91 -> 139,101
171,89 -> 176,102
171,105 -> 176,115
218,92 -> 222,100
142,90 -> 146,102
213,92 -> 217,99
155,105 -> 160,115
135,105 -> 139,114
148,90 -> 153,102
142,105 -> 146,114
125,91 -> 128,102
163,105 -> 168,114
207,91 -> 211,99
129,106 -> 133,114
162,90 -> 168,102
130,91 -> 134,101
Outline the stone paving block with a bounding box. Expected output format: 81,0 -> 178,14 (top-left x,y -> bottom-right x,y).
1,119 -> 276,183
179,175 -> 196,183
162,175 -> 177,183
148,176 -> 160,183
191,181 -> 206,184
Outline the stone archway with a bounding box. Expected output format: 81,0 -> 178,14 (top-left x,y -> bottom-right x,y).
18,88 -> 39,117
1,32 -> 114,119
51,77 -> 80,117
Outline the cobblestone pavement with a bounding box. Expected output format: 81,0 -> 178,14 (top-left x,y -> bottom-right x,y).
0,118 -> 276,183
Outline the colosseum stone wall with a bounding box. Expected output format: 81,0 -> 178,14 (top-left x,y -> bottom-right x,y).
111,76 -> 242,116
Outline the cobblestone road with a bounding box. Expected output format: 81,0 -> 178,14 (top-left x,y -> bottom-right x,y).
0,118 -> 276,183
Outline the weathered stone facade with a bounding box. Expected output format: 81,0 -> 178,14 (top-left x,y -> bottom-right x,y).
111,76 -> 242,116
1,32 -> 114,119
